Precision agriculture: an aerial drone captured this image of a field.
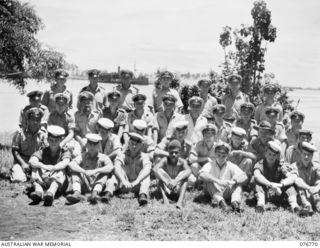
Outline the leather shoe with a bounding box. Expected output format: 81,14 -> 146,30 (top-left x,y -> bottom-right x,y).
30,191 -> 42,204
138,193 -> 148,206
101,191 -> 112,204
43,192 -> 54,206
66,191 -> 81,204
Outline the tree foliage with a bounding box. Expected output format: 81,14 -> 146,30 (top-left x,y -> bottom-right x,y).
0,0 -> 69,91
219,0 -> 278,104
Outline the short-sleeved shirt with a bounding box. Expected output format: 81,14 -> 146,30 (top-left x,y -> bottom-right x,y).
154,111 -> 184,142
228,142 -> 249,165
75,110 -> 100,138
101,134 -> 122,157
115,149 -> 152,181
285,144 -> 320,164
114,85 -> 139,112
80,85 -> 107,111
19,104 -> 49,129
201,95 -> 218,117
273,122 -> 287,142
102,107 -> 127,134
190,140 -> 216,164
74,152 -> 113,171
127,109 -> 155,134
183,114 -> 208,145
41,85 -> 73,112
156,136 -> 192,160
289,161 -> 320,186
248,138 -> 268,162
48,110 -> 75,134
32,147 -> 71,165
222,91 -> 249,120
253,159 -> 282,183
215,121 -> 232,143
199,160 -> 245,181
159,157 -> 188,179
254,102 -> 283,124
235,119 -> 258,141
12,128 -> 47,161
149,88 -> 183,113
285,127 -> 299,147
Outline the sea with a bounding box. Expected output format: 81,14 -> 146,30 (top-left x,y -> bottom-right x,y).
0,79 -> 319,146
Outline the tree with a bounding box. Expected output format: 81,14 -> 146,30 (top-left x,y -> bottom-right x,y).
219,0 -> 277,103
0,0 -> 69,91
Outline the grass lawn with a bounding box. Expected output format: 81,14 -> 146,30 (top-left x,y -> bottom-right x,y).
1,132 -> 320,241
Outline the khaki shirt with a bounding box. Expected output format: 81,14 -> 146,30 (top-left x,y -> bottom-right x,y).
127,109 -> 155,134
19,104 -> 50,129
285,144 -> 319,164
201,95 -> 218,117
115,149 -> 152,181
254,102 -> 283,124
190,140 -> 216,164
12,128 -> 47,161
114,85 -> 139,112
222,91 -> 249,120
48,110 -> 75,134
228,142 -> 249,165
215,121 -> 232,143
273,122 -> 287,142
80,85 -> 107,111
248,138 -> 268,162
101,133 -> 122,157
289,161 -> 320,186
148,88 -> 183,113
235,119 -> 258,141
75,110 -> 100,138
102,107 -> 127,134
74,152 -> 113,171
183,114 -> 208,145
286,127 -> 298,147
154,111 -> 184,142
41,85 -> 73,112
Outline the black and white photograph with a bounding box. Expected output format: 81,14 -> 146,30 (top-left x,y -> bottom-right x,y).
0,0 -> 320,243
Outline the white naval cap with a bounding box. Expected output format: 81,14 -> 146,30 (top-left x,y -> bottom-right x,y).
231,127 -> 247,137
267,140 -> 282,154
86,133 -> 102,143
98,118 -> 114,130
173,120 -> 189,130
47,125 -> 65,137
301,142 -> 317,153
133,119 -> 147,130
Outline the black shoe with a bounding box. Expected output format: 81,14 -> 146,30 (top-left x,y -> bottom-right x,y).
138,193 -> 148,206
66,191 -> 81,204
43,192 -> 54,206
292,206 -> 301,214
299,205 -> 314,217
219,200 -> 231,213
101,191 -> 112,204
255,205 -> 265,213
30,191 -> 42,204
89,191 -> 99,205
231,201 -> 243,213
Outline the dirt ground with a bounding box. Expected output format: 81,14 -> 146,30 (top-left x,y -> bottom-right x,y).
1,178 -> 320,241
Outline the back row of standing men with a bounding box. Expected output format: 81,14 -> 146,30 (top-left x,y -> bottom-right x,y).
11,68 -> 320,215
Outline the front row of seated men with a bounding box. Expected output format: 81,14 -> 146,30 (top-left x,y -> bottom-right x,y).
11,107 -> 320,216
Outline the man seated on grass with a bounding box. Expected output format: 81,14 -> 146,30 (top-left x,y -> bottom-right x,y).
107,133 -> 152,206
29,125 -> 71,206
189,124 -> 217,187
11,108 -> 47,183
228,127 -> 256,185
199,142 -> 247,213
253,141 -> 299,214
154,121 -> 192,164
66,133 -> 114,204
97,118 -> 122,162
153,140 -> 191,209
288,142 -> 320,216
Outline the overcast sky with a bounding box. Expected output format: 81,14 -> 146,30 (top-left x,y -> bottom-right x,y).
25,0 -> 320,87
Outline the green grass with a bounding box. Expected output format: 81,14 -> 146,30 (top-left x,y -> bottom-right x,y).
1,131 -> 320,240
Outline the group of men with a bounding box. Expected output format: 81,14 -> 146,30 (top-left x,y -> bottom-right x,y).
10,68 -> 320,216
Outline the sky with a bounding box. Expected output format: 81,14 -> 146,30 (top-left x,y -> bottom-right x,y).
25,0 -> 320,87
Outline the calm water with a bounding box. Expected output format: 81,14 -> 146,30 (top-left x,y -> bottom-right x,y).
0,79 -> 319,144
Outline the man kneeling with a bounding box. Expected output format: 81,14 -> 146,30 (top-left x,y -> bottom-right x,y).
66,133 -> 114,204
153,140 -> 191,209
199,142 -> 247,213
